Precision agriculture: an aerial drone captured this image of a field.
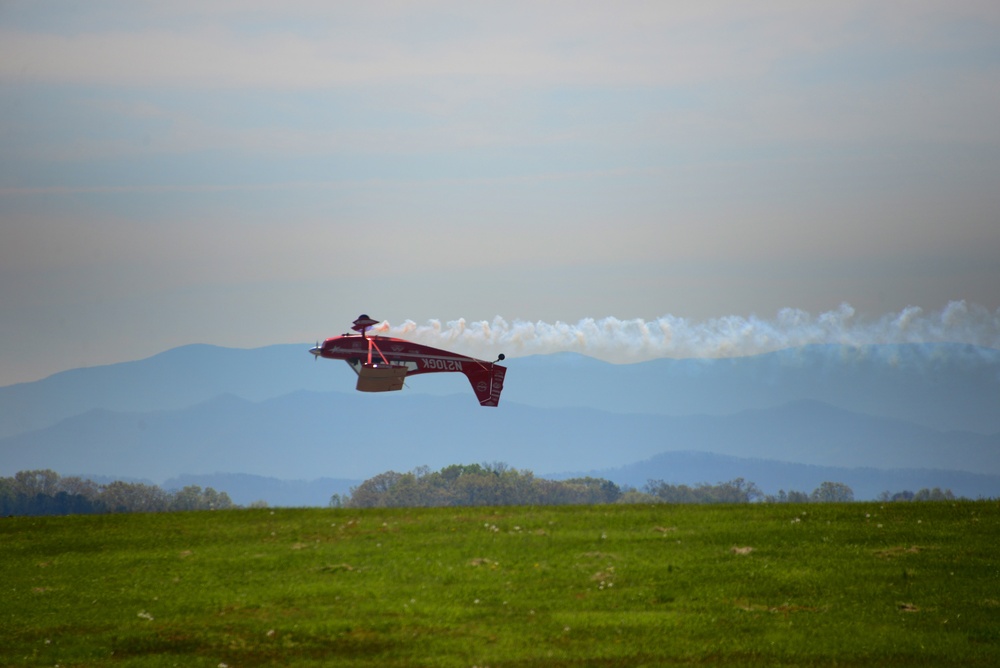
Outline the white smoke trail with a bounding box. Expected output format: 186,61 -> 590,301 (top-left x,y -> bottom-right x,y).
378,301 -> 1000,362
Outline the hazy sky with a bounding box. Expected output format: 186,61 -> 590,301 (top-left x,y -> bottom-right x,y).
2,1 -> 999,385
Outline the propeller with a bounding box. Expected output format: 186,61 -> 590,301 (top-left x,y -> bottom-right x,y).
310,341 -> 322,360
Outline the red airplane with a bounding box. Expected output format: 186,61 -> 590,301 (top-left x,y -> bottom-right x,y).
310,315 -> 507,407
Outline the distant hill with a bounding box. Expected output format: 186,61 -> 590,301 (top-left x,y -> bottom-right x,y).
548,450 -> 1000,502
163,452 -> 1000,506
0,343 -> 337,440
505,344 -> 1000,433
162,473 -> 359,508
2,343 -> 998,443
1,390 -> 997,497
2,342 -> 997,504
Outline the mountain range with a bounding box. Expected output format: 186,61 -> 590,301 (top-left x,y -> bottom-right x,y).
1,342 -> 998,504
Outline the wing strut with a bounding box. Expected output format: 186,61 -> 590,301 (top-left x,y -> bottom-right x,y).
355,317 -> 407,392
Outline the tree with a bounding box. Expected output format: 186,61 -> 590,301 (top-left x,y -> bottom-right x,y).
766,489 -> 810,503
199,487 -> 234,510
712,478 -> 763,503
810,482 -> 854,503
169,485 -> 234,511
99,481 -> 170,513
0,477 -> 16,513
385,473 -> 424,507
1,470 -> 239,516
560,477 -> 623,504
14,470 -> 60,497
348,471 -> 404,508
59,476 -> 100,499
643,478 -> 762,504
453,469 -> 504,505
171,485 -> 207,511
617,489 -> 659,504
912,488 -> 955,501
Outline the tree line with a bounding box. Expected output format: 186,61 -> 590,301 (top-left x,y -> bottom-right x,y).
1,470 -> 235,516
877,488 -> 956,502
343,463 -> 624,508
343,463 -> 905,508
343,464 -> 963,508
341,464 -> 774,508
2,468 -> 961,516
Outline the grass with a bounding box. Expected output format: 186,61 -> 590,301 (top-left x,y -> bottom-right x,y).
3,502 -> 999,666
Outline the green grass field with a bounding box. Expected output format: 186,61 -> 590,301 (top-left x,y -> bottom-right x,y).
4,502 -> 999,667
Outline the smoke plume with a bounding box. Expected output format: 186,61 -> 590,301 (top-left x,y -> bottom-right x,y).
379,301 -> 1000,362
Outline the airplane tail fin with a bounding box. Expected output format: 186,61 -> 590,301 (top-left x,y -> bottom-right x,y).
466,363 -> 506,407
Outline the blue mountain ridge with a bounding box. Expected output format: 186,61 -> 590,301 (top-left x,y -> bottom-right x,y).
0,344 -> 343,440
1,390 -> 997,501
547,451 -> 1000,502
3,342 -> 998,442
504,344 -> 1000,433
161,473 -> 359,508
2,342 -> 998,505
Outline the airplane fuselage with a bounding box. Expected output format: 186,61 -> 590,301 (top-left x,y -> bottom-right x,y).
314,334 -> 479,375
311,332 -> 507,406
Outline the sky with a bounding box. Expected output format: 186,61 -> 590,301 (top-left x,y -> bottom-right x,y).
2,1 -> 1000,385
